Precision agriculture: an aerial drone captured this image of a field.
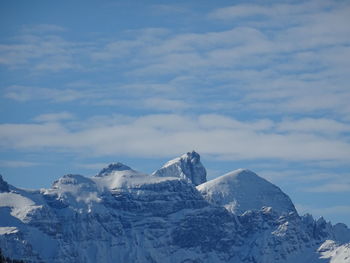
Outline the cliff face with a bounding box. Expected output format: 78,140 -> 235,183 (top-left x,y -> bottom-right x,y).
0,175 -> 9,193
152,151 -> 207,186
0,153 -> 349,263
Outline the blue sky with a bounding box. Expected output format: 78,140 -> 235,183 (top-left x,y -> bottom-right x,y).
1,0 -> 350,225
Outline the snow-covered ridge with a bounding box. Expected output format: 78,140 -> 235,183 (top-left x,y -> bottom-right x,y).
93,163 -> 182,191
0,152 -> 349,263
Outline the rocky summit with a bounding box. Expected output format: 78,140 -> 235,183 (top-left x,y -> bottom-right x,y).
0,152 -> 349,263
152,151 -> 207,186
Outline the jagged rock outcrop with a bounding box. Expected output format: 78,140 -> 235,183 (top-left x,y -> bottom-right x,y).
152,151 -> 207,186
0,175 -> 9,192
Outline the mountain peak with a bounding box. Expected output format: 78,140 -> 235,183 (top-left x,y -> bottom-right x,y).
1,159 -> 350,263
197,168 -> 297,215
96,162 -> 132,177
152,151 -> 207,186
229,168 -> 255,177
182,150 -> 200,160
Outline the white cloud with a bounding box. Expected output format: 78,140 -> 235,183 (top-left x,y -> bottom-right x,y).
208,1 -> 345,31
90,40 -> 141,61
0,160 -> 41,168
34,112 -> 75,122
1,114 -> 350,162
2,1 -> 350,119
197,114 -> 273,131
1,2 -> 350,186
209,4 -> 272,20
277,118 -> 350,135
0,34 -> 78,71
3,83 -> 193,113
4,85 -> 97,102
303,183 -> 350,193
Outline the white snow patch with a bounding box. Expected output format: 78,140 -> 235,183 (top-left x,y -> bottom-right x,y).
0,227 -> 18,235
93,169 -> 179,190
318,240 -> 350,263
0,192 -> 40,221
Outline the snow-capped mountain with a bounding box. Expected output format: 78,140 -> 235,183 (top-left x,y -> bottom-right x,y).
0,152 -> 349,263
197,169 -> 297,215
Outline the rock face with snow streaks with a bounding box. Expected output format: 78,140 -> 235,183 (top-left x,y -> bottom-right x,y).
152,151 -> 207,186
0,152 -> 349,263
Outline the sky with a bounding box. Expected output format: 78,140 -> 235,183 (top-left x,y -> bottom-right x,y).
0,0 -> 350,226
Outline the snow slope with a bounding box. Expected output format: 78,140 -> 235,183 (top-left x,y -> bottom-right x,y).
197,168 -> 297,215
0,153 -> 349,263
318,240 -> 350,263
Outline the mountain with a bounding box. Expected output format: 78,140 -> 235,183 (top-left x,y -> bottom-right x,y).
152,151 -> 207,186
197,169 -> 297,215
1,153 -> 350,263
